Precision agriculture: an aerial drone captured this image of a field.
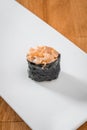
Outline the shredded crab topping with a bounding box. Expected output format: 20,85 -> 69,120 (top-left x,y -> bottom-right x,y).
26,46 -> 59,64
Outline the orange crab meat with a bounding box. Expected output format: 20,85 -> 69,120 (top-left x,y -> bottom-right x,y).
26,46 -> 59,64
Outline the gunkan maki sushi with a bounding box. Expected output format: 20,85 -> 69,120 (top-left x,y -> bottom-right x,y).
26,46 -> 61,82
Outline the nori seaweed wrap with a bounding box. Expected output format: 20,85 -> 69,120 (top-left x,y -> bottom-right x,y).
26,46 -> 61,82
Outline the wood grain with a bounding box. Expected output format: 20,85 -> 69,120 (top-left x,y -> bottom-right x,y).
0,122 -> 30,130
0,97 -> 22,122
0,97 -> 31,130
17,0 -> 87,52
77,122 -> 87,130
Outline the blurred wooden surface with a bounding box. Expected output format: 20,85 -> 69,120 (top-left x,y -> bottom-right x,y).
77,122 -> 87,130
0,97 -> 31,130
17,0 -> 87,52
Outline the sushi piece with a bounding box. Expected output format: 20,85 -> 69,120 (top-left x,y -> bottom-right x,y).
26,46 -> 61,82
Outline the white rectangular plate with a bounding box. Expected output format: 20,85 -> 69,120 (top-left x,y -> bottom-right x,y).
0,0 -> 87,130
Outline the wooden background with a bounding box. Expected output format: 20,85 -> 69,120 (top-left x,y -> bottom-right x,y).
17,0 -> 87,53
0,0 -> 87,130
0,97 -> 31,130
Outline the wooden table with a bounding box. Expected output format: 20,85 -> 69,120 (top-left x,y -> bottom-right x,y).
0,97 -> 31,130
0,0 -> 87,130
17,0 -> 87,53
